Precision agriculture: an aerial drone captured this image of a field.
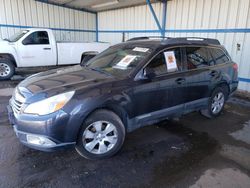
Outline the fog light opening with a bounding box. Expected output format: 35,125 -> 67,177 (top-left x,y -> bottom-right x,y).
26,135 -> 56,147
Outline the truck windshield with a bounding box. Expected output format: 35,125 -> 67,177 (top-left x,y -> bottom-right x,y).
7,30 -> 29,42
85,46 -> 152,77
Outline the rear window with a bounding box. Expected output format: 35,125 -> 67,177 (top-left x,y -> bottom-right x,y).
185,47 -> 215,70
210,48 -> 230,65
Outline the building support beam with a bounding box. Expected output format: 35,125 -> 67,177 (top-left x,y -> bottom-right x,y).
146,0 -> 162,35
162,0 -> 167,37
96,13 -> 99,42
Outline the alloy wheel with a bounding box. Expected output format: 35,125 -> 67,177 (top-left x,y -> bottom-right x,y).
82,121 -> 118,154
211,92 -> 225,114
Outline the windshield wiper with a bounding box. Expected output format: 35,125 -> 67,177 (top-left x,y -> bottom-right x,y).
89,67 -> 112,77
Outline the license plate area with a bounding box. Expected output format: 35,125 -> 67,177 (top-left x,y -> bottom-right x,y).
7,105 -> 15,125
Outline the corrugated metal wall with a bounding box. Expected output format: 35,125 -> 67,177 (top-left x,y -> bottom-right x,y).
98,0 -> 250,92
0,0 -> 96,42
98,3 -> 163,43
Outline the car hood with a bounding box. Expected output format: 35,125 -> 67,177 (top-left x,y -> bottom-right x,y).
18,65 -> 114,98
0,40 -> 10,48
0,39 -> 8,44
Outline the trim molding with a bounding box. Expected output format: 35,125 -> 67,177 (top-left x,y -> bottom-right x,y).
98,28 -> 250,33
0,24 -> 96,33
99,29 -> 160,33
239,77 -> 250,83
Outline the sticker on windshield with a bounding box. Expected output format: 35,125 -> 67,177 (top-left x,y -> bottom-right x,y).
164,51 -> 178,71
113,55 -> 137,70
133,47 -> 149,53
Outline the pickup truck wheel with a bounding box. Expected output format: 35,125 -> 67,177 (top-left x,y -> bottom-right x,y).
0,59 -> 15,80
201,87 -> 228,119
75,110 -> 125,160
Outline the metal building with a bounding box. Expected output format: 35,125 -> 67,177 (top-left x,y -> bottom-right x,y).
0,0 -> 249,92
98,0 -> 250,92
0,0 -> 96,41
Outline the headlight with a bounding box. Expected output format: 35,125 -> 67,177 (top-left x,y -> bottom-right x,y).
24,91 -> 75,115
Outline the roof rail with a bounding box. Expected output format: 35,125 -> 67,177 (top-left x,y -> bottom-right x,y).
167,37 -> 221,45
184,37 -> 220,45
127,36 -> 170,41
126,36 -> 221,45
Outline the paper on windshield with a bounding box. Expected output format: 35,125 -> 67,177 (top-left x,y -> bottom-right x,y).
133,47 -> 149,53
164,51 -> 177,71
113,55 -> 137,70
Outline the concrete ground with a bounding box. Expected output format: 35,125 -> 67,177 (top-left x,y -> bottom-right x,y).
1,69 -> 250,188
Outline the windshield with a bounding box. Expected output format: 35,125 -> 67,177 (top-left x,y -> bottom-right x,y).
7,30 -> 29,42
85,46 -> 152,77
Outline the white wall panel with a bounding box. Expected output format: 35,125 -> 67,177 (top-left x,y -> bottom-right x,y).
0,0 -> 96,42
98,3 -> 163,32
98,0 -> 250,92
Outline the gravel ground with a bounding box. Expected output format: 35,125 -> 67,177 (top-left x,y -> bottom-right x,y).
0,70 -> 250,188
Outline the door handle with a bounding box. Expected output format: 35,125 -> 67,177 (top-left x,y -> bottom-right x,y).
210,70 -> 218,77
43,48 -> 51,50
175,78 -> 186,85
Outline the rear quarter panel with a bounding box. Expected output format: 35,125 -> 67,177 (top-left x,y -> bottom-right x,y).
57,43 -> 110,65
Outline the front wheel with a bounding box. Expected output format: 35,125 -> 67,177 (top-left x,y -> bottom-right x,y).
75,110 -> 126,159
0,58 -> 15,80
201,87 -> 228,118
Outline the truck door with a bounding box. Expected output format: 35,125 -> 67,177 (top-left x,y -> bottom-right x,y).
18,31 -> 56,67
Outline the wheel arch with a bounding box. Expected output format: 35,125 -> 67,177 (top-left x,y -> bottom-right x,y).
79,104 -> 129,135
211,82 -> 230,99
0,53 -> 17,67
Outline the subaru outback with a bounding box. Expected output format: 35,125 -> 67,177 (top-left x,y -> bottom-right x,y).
8,37 -> 238,159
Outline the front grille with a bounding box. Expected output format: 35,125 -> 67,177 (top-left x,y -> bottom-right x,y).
11,89 -> 26,114
11,98 -> 23,114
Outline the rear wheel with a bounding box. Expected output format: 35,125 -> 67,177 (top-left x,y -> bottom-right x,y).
0,58 -> 15,80
75,110 -> 126,159
201,87 -> 228,118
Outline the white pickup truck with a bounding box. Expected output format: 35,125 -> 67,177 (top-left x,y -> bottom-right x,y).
0,28 -> 110,80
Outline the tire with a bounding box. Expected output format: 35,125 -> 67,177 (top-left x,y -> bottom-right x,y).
201,87 -> 228,119
0,58 -> 15,80
75,110 -> 126,160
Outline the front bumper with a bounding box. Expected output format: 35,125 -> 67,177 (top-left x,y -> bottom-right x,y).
13,125 -> 75,151
7,104 -> 82,152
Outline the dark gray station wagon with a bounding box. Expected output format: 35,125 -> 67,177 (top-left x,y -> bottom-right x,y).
8,37 -> 238,159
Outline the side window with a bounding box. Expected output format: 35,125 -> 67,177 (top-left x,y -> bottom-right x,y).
146,48 -> 182,76
22,31 -> 49,45
185,47 -> 214,70
210,48 -> 230,65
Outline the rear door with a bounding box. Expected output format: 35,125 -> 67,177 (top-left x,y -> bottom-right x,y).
182,46 -> 216,111
18,31 -> 56,67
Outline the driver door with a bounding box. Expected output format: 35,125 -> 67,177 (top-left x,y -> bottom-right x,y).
130,47 -> 186,123
17,31 -> 56,67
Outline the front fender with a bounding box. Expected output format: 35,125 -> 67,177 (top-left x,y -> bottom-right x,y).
0,42 -> 19,66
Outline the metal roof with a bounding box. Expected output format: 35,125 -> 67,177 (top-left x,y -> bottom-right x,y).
37,0 -> 161,12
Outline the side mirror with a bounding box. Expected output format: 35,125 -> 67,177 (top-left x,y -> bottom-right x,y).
80,51 -> 98,67
144,67 -> 156,79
